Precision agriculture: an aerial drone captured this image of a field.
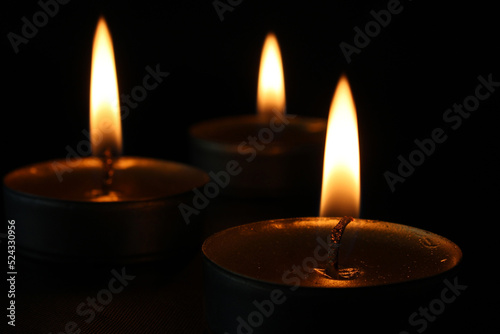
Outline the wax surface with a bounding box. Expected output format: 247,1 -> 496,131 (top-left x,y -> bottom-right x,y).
203,217 -> 462,288
4,157 -> 209,202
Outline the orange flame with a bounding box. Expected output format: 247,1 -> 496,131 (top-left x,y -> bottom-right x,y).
320,75 -> 360,218
257,33 -> 286,115
90,17 -> 122,157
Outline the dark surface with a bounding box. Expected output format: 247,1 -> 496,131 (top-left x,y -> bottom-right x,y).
1,0 -> 499,333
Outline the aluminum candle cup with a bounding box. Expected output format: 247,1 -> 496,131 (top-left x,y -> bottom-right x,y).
189,113 -> 326,198
203,217 -> 462,333
3,157 -> 209,263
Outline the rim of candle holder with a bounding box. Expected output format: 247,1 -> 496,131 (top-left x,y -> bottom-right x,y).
3,156 -> 210,202
189,114 -> 327,151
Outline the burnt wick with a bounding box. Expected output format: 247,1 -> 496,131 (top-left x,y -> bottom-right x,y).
315,216 -> 361,280
326,216 -> 352,277
85,149 -> 122,201
102,148 -> 115,195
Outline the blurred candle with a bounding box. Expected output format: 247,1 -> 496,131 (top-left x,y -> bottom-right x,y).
189,32 -> 326,198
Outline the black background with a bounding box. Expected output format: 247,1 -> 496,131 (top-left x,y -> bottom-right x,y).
1,0 -> 499,333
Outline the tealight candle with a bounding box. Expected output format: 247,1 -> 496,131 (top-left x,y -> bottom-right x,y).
190,33 -> 326,198
203,217 -> 462,333
2,17 -> 209,263
4,156 -> 208,263
202,75 -> 463,332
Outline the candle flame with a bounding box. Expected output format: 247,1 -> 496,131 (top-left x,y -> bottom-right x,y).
257,32 -> 286,115
320,75 -> 360,218
90,17 -> 122,157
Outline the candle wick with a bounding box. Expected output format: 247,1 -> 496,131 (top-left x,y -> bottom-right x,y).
313,216 -> 359,280
326,216 -> 353,279
102,148 -> 115,195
